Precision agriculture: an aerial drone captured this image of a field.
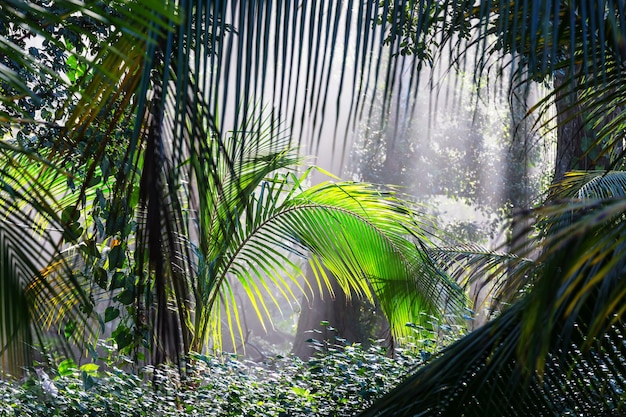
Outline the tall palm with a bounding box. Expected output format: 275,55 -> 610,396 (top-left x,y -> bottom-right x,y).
6,2 -> 626,414
0,0 -> 470,369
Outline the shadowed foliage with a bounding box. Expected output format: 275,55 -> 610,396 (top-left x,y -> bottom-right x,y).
4,1 -> 626,415
0,0 -> 470,371
358,2 -> 626,414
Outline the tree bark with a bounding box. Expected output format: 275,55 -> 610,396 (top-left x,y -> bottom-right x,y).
553,72 -> 599,182
292,265 -> 389,360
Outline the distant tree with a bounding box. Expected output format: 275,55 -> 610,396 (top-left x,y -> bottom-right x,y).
360,1 -> 626,415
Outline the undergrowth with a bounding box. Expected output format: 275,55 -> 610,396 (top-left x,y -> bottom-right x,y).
1,320 -> 465,416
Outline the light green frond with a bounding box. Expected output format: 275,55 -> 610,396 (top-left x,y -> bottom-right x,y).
197,172 -> 466,350
194,113 -> 300,258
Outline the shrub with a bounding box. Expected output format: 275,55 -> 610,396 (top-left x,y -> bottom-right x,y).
1,342 -> 424,416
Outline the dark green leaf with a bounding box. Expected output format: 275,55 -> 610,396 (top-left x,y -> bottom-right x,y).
94,267 -> 108,290
113,327 -> 133,350
81,372 -> 95,390
61,206 -> 79,223
116,289 -> 134,305
108,245 -> 125,270
104,307 -> 120,323
110,272 -> 126,290
80,239 -> 100,258
62,224 -> 83,242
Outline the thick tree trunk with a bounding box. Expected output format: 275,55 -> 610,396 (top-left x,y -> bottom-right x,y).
292,265 -> 389,360
553,72 -> 603,182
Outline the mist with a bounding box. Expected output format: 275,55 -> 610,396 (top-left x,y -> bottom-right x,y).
205,2 -> 555,355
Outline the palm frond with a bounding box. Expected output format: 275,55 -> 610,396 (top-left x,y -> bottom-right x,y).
196,170 -> 467,351
428,243 -> 536,314
360,194 -> 626,416
551,170 -> 626,199
0,147 -> 99,373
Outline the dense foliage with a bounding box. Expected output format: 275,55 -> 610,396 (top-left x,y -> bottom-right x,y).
1,318 -> 466,416
6,0 -> 626,416
0,0 -> 473,373
2,343 -> 423,417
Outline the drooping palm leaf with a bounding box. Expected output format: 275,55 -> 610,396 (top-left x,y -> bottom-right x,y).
197,165 -> 467,352
428,243 -> 536,315
361,195 -> 626,416
0,147 -> 97,374
286,180 -> 467,338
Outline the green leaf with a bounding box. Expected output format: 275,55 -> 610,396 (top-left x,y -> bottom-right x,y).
66,54 -> 78,69
82,372 -> 96,390
94,267 -> 108,290
64,320 -> 76,340
80,239 -> 100,258
108,245 -> 125,270
291,386 -> 311,398
62,223 -> 83,242
61,206 -> 80,224
110,272 -> 126,290
79,363 -> 99,376
57,359 -> 77,377
87,175 -> 102,188
113,327 -> 133,350
104,307 -> 120,323
116,289 -> 134,305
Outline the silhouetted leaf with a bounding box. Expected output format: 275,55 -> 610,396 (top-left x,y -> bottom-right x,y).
104,307 -> 119,323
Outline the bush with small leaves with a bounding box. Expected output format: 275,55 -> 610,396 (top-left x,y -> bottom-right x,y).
0,341 -> 430,417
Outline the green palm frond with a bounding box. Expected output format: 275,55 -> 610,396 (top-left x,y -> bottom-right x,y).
360,190 -> 626,416
551,170 -> 626,199
428,243 -> 536,312
194,166 -> 467,351
0,147 -> 100,373
190,117 -> 303,352
291,182 -> 466,334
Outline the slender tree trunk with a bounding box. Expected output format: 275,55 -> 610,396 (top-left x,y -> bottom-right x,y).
492,76 -> 538,323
